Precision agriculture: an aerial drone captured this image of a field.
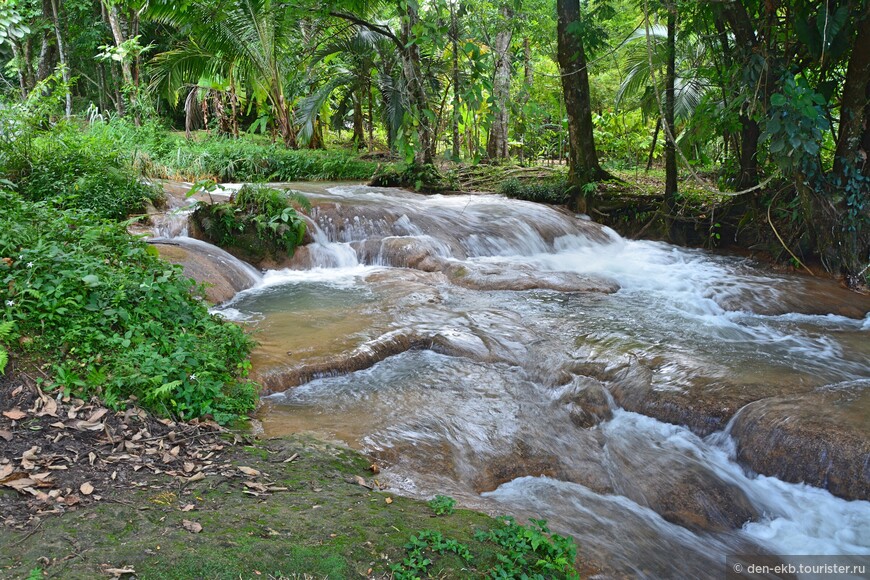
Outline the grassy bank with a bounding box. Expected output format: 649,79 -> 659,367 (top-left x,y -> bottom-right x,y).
0,431 -> 583,580
89,121 -> 391,183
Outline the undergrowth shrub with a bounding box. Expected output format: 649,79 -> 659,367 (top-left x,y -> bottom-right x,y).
390,516 -> 579,579
499,177 -> 572,205
97,125 -> 388,182
0,191 -> 256,423
192,184 -> 309,262
0,110 -> 159,220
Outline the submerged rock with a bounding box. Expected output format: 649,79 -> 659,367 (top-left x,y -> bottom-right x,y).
730,389 -> 870,501
444,262 -> 619,294
151,239 -> 260,303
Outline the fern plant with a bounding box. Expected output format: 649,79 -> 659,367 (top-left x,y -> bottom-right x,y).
0,320 -> 15,374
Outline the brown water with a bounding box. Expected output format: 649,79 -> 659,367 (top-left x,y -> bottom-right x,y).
179,184 -> 870,578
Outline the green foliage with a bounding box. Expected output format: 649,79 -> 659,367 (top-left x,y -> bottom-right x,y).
475,517 -> 579,580
121,129 -> 385,182
761,74 -> 829,174
0,320 -> 14,374
0,86 -> 160,220
499,178 -> 571,205
391,530 -> 473,580
0,192 -> 257,423
390,516 -> 579,579
370,163 -> 448,192
427,495 -> 457,516
193,184 -> 308,259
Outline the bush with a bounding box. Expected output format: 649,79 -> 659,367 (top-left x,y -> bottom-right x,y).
192,184 -> 309,262
499,177 -> 572,205
0,192 -> 257,423
0,115 -> 159,220
96,124 -> 389,183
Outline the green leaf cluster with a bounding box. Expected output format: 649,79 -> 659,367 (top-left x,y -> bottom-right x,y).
0,192 -> 257,423
193,184 -> 308,260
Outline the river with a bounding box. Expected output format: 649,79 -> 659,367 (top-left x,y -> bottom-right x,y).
153,183 -> 870,578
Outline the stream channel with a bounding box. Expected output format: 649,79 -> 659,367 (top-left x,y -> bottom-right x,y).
149,182 -> 870,578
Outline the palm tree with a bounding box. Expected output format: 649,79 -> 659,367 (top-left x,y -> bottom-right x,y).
150,0 -> 304,147
296,27 -> 384,148
615,23 -> 711,171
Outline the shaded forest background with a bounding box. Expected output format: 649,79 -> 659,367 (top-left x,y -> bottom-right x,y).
0,0 -> 868,285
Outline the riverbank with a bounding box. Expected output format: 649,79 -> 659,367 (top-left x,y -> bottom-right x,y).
0,362 -> 589,579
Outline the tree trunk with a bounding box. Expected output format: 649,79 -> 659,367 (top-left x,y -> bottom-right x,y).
352,95 -> 366,148
646,117 -> 661,171
451,4 -> 461,160
400,5 -> 434,165
664,6 -> 678,200
49,0 -> 72,117
663,4 -> 682,243
556,0 -> 609,209
36,31 -> 55,82
518,37 -> 533,165
367,72 -> 375,152
834,3 -> 870,180
11,42 -> 27,98
486,4 -> 513,162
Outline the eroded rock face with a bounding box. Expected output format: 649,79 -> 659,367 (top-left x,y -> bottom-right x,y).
730,390 -> 870,501
151,240 -> 260,303
444,262 -> 620,294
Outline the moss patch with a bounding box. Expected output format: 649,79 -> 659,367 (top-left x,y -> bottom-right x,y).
0,435 -> 557,580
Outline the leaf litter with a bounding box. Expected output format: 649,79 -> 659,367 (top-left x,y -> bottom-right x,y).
0,361 -> 294,530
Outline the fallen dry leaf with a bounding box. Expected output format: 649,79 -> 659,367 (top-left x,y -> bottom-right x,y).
243,481 -> 268,493
86,408 -> 108,423
182,519 -> 203,533
0,430 -> 11,442
36,397 -> 58,417
105,567 -> 136,577
385,497 -> 393,504
11,385 -> 22,397
2,409 -> 26,420
181,504 -> 195,512
238,466 -> 260,477
80,482 -> 94,495
0,465 -> 14,480
185,472 -> 205,483
369,463 -> 380,474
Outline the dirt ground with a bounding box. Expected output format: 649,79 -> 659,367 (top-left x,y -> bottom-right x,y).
2,361 -> 578,580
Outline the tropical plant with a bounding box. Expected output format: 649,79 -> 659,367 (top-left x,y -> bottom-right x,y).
150,0 -> 305,147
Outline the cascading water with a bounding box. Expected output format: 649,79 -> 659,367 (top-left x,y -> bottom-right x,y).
202,184 -> 869,577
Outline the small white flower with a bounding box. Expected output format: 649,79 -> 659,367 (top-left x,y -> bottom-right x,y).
5,300 -> 13,307
26,262 -> 33,268
189,373 -> 197,382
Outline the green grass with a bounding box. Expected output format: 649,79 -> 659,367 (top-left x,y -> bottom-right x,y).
90,120 -> 391,183
0,436 -> 584,579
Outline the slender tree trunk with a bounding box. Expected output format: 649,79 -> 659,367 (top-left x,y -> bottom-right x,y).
367,72 -> 374,152
21,37 -> 34,90
518,37 -> 533,165
557,0 -> 610,209
36,31 -> 55,81
486,3 -> 513,162
451,4 -> 461,160
663,4 -> 681,242
646,117 -> 661,171
834,2 -> 870,180
11,43 -> 27,98
352,96 -> 365,148
400,5 -> 434,165
49,0 -> 72,117
664,6 -> 677,199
